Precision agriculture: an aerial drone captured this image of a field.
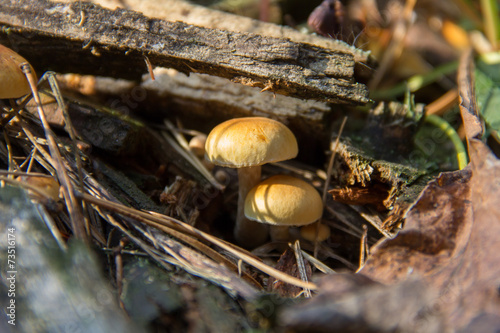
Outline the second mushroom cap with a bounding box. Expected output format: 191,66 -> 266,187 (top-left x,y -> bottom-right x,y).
244,175 -> 323,226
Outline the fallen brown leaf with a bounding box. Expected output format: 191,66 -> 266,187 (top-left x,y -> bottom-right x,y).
268,248 -> 312,298
361,48 -> 500,330
280,48 -> 500,332
279,273 -> 445,332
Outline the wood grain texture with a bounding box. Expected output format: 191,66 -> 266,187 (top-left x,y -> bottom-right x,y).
0,0 -> 369,104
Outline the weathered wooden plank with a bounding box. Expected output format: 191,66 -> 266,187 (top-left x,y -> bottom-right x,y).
0,0 -> 369,104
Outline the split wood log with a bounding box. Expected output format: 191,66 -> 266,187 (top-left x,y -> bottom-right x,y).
87,0 -> 376,79
0,0 -> 369,104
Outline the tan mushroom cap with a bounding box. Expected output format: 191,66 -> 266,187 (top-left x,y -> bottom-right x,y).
244,175 -> 323,226
0,44 -> 32,99
205,117 -> 298,167
300,223 -> 331,242
189,134 -> 207,158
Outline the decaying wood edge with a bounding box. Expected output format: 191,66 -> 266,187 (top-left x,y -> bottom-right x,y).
88,0 -> 376,79
0,0 -> 369,104
56,68 -> 333,165
139,68 -> 330,120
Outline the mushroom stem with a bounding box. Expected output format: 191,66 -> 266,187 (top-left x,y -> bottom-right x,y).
235,166 -> 269,247
269,225 -> 290,242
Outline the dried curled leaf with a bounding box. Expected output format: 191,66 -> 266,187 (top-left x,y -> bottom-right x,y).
287,49 -> 500,333
279,274 -> 445,332
360,49 -> 500,331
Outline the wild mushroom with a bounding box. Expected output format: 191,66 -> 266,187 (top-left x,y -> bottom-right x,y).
0,44 -> 33,99
205,117 -> 298,247
189,134 -> 215,171
244,175 -> 323,242
300,222 -> 331,243
189,134 -> 207,158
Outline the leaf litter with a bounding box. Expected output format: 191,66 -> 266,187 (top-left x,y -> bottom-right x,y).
2,0 -> 500,332
282,49 -> 500,332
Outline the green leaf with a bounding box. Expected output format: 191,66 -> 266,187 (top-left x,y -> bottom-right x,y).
475,52 -> 500,136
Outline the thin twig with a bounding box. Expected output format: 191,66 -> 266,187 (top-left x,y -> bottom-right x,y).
299,249 -> 336,274
350,205 -> 396,239
290,240 -> 312,298
77,192 -> 318,290
96,207 -> 180,281
162,121 -> 224,190
315,116 -> 348,257
18,148 -> 35,171
136,214 -> 262,288
425,89 -> 458,116
114,238 -> 127,312
44,72 -> 93,238
35,204 -> 68,250
3,130 -> 16,173
359,224 -> 368,270
22,63 -> 87,242
318,243 -> 358,270
0,170 -> 54,178
322,116 -> 348,204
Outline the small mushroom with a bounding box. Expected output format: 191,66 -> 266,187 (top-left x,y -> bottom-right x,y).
205,117 -> 298,247
244,175 -> 323,242
189,134 -> 214,170
188,134 -> 207,158
0,44 -> 33,99
300,223 -> 331,243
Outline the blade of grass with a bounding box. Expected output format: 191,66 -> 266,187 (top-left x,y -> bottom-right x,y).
424,114 -> 468,169
371,61 -> 459,100
481,0 -> 500,50
452,0 -> 483,27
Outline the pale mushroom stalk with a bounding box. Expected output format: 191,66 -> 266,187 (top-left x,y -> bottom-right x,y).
235,166 -> 268,246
